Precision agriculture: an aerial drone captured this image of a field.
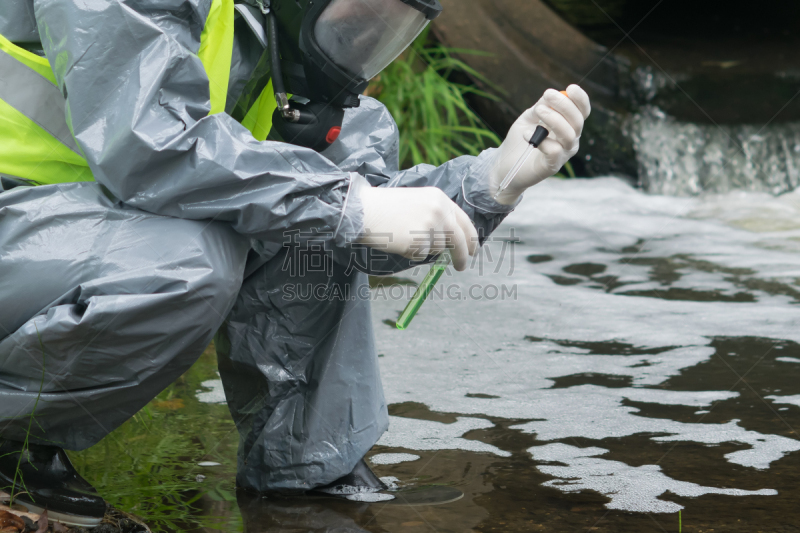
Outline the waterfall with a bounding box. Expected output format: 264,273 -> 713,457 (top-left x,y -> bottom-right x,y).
631,107 -> 800,196
627,67 -> 800,196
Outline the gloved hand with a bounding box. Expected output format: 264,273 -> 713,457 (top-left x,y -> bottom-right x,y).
357,183 -> 479,271
490,85 -> 591,205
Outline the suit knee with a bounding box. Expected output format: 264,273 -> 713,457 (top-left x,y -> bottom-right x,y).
189,229 -> 249,318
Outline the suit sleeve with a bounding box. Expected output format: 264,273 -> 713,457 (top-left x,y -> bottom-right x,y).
33,0 -> 363,248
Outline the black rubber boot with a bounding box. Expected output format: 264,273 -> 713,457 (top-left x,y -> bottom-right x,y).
0,440 -> 106,527
315,458 -> 388,495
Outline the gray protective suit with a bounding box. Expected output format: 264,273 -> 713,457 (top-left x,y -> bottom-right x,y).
0,0 -> 515,491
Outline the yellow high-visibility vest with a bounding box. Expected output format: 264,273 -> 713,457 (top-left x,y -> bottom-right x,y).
0,0 -> 277,186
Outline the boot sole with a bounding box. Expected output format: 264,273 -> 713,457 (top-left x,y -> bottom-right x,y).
13,499 -> 104,527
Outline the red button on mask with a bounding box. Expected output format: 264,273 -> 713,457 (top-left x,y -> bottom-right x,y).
326,126 -> 341,144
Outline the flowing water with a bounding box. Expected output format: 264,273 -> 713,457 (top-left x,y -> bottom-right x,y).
630,66 -> 800,196
70,177 -> 800,532
632,106 -> 800,196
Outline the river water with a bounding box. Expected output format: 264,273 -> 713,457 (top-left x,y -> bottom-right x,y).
71,177 -> 800,532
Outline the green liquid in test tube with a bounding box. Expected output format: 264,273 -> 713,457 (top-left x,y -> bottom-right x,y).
396,251 -> 451,330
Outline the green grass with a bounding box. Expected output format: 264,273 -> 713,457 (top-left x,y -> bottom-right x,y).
367,28 -> 502,168
69,345 -> 243,532
1,335 -> 239,532
1,324 -> 47,507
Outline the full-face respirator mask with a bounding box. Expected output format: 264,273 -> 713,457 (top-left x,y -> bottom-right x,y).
260,0 -> 443,151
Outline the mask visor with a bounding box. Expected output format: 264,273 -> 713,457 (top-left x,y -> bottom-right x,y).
314,0 -> 432,81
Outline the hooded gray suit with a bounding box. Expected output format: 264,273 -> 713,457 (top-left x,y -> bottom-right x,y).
0,0 -> 515,491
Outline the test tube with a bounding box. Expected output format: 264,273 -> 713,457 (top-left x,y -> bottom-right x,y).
395,251 -> 451,330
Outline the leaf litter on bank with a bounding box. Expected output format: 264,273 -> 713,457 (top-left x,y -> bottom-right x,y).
0,502 -> 149,533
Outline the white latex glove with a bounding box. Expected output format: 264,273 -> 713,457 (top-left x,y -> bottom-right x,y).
490,84 -> 591,205
356,182 -> 479,271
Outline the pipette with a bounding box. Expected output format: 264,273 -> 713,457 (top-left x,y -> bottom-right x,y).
493,90 -> 570,201
492,125 -> 549,200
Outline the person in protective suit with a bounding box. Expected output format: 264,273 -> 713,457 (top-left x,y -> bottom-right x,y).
0,0 -> 591,526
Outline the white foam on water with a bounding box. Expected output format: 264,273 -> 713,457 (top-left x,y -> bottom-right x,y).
379,476 -> 400,490
776,357 -> 800,364
377,416 -> 511,457
197,379 -> 226,404
317,485 -> 379,496
346,493 -> 396,502
317,480 -> 396,502
529,443 -> 777,513
370,453 -> 421,465
508,394 -> 798,470
371,178 -> 800,512
767,395 -> 800,408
